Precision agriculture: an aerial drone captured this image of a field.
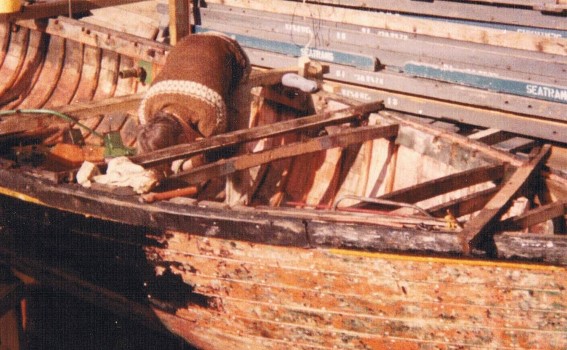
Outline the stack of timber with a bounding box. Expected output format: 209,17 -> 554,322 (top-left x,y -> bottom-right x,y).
0,1 -> 566,349
198,0 -> 566,144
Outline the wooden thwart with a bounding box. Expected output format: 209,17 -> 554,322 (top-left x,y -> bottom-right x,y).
460,145 -> 552,254
169,124 -> 399,185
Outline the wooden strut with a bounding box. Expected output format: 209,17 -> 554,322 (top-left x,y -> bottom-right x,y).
168,124 -> 399,185
460,144 -> 552,256
1,0 -> 151,22
130,100 -> 384,168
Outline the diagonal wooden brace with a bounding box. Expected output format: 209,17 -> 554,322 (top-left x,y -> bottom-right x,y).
459,144 -> 552,256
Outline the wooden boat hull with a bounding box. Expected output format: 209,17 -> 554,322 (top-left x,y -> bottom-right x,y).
1,191 -> 565,349
1,9 -> 567,350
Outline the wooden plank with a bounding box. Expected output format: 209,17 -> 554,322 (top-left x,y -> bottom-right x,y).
56,93 -> 143,118
18,17 -> 168,65
168,0 -> 191,45
203,0 -> 567,55
130,100 -> 384,168
244,48 -> 566,123
362,164 -> 506,208
498,200 -> 567,231
169,124 -> 399,184
460,145 -> 552,255
195,26 -> 379,71
469,128 -> 514,146
426,186 -> 501,218
404,62 -> 567,105
495,233 -> 567,265
201,5 -> 567,85
317,78 -> 567,144
1,0 -> 151,21
303,0 -> 567,30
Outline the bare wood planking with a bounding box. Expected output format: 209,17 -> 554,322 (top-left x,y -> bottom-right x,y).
44,40 -> 84,108
426,186 -> 502,218
204,0 -> 567,55
0,30 -> 47,108
92,50 -> 120,100
130,101 -> 384,168
0,27 -> 29,99
461,145 -> 552,254
169,124 -> 399,184
17,35 -> 66,109
0,23 -> 10,69
70,45 -> 101,104
362,164 -> 506,207
18,17 -> 169,66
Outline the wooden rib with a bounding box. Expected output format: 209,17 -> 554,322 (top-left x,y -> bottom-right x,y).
44,40 -> 83,108
0,23 -> 11,69
426,186 -> 501,218
498,200 -> 567,232
130,100 -> 384,168
70,45 -> 101,104
461,145 -> 552,254
92,49 -> 119,100
16,35 -> 66,109
114,56 -> 142,96
363,164 -> 506,208
169,124 -> 399,185
1,30 -> 48,108
0,27 -> 29,98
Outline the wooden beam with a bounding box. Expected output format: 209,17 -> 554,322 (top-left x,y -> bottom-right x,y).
56,93 -> 144,119
426,186 -> 501,218
469,129 -> 514,146
497,200 -> 567,231
130,100 -> 384,168
169,124 -> 399,184
495,233 -> 567,265
362,164 -> 506,208
204,0 -> 567,55
460,145 -> 552,255
2,0 -> 151,21
168,0 -> 191,45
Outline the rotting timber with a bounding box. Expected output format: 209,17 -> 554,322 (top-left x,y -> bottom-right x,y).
0,2 -> 567,350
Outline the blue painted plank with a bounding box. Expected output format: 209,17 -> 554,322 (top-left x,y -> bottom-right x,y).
195,26 -> 378,71
404,62 -> 567,104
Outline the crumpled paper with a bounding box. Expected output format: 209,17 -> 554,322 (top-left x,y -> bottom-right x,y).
77,157 -> 159,194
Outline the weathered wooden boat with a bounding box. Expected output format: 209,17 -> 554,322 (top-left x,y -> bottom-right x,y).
1,2 -> 567,349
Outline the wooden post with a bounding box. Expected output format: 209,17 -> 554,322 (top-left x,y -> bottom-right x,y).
168,0 -> 191,45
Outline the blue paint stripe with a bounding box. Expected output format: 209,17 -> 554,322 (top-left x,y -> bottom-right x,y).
404,63 -> 567,104
196,26 -> 378,71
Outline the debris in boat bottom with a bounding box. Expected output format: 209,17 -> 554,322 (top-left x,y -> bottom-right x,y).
77,157 -> 160,194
